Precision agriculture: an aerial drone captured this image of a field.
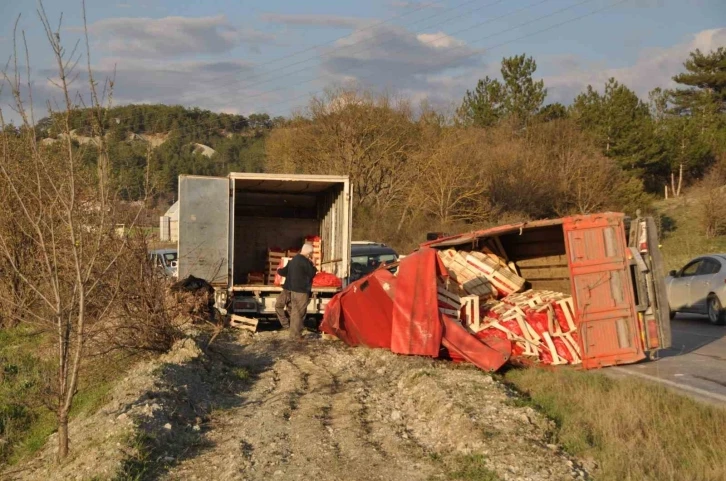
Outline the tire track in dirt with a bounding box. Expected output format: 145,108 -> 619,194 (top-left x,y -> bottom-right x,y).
283,354 -> 342,479
162,333 -> 586,481
162,350 -> 303,480
313,347 -> 443,481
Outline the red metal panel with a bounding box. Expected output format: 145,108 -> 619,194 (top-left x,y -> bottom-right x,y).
319,269 -> 395,348
563,214 -> 645,368
421,218 -> 567,249
390,248 -> 445,356
441,315 -> 511,372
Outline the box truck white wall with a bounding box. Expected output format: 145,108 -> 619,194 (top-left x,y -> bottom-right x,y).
177,173 -> 352,317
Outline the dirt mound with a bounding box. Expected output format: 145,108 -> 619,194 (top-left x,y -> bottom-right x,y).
5,330 -> 589,481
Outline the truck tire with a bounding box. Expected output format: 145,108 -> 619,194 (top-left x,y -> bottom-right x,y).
707,294 -> 726,326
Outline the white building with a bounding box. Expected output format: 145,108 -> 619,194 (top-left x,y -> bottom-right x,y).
160,201 -> 179,242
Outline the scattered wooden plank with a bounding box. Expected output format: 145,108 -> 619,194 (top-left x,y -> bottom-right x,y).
230,314 -> 259,333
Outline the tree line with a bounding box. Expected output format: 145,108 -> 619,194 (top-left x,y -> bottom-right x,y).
459,49 -> 725,195
266,48 -> 726,249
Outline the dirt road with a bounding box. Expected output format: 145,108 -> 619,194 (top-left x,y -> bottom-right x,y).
8,328 -> 590,481
161,330 -> 588,481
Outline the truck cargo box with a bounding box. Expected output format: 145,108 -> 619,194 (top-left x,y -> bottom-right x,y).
177,173 -> 352,316
422,213 -> 671,368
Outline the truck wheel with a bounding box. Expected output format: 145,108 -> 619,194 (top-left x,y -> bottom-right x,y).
707,295 -> 726,326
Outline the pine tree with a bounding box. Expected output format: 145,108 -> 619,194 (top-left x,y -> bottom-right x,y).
571,79 -> 661,182
458,54 -> 546,127
500,54 -> 546,125
457,76 -> 504,127
670,47 -> 726,116
538,103 -> 568,122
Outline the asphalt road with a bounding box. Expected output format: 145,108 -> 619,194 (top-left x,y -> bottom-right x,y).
610,314 -> 726,405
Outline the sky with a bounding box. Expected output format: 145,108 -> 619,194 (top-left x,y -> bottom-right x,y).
0,0 -> 724,122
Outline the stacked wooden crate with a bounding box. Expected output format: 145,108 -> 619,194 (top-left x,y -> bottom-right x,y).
437,282 -> 462,319
465,251 -> 526,297
267,248 -> 285,285
476,290 -> 581,365
438,249 -> 525,300
438,250 -> 494,299
305,235 -> 322,270
246,272 -> 265,284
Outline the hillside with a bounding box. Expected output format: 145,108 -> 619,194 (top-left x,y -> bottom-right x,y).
37,104 -> 281,202
654,189 -> 726,271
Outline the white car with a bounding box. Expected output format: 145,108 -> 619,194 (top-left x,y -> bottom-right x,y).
149,248 -> 178,278
666,254 -> 726,325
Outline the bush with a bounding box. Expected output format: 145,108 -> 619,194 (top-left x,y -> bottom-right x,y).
699,157 -> 726,238
97,236 -> 186,356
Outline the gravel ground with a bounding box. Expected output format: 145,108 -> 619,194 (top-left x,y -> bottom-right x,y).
5,328 -> 591,481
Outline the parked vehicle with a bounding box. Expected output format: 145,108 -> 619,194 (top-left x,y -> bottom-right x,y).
423,213 -> 671,369
350,241 -> 398,281
176,173 -> 351,317
665,254 -> 726,325
149,248 -> 178,278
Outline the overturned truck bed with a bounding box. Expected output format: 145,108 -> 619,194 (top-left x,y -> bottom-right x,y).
320,213 -> 671,371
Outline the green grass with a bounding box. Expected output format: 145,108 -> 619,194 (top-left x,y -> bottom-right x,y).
446,454 -> 500,481
231,366 -> 251,383
0,327 -> 125,465
505,367 -> 726,481
114,431 -> 159,481
0,327 -> 56,464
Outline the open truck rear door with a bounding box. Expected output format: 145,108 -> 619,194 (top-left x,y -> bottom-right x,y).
563,214 -> 646,368
177,175 -> 230,287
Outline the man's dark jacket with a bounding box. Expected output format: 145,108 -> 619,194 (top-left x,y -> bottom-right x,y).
278,255 -> 317,293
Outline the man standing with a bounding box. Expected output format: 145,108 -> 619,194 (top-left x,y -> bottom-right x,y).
275,243 -> 317,340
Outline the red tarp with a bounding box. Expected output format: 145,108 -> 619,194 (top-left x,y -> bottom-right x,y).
320,268 -> 395,348
390,248 -> 445,356
320,248 -> 510,372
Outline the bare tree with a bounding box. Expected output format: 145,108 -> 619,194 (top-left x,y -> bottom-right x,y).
266,88 -> 418,209
413,128 -> 492,224
0,3 -> 146,460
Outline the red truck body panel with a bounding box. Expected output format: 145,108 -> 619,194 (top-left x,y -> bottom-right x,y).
562,214 -> 645,368
423,213 -> 669,369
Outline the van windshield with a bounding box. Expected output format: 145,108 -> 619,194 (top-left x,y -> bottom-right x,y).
351,253 -> 397,279
163,252 -> 178,262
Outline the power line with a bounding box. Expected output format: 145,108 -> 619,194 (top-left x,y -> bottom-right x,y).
40,0 -> 551,134
199,0 -> 494,93
216,0 -> 628,122
163,0 -> 629,140
30,0 -> 627,147
34,0 -> 499,134
216,0 -> 589,108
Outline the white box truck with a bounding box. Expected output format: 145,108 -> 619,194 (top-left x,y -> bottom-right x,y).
177,173 -> 352,317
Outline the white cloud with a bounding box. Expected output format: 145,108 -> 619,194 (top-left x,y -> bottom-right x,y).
24,58 -> 281,117
260,13 -> 368,29
320,24 -> 482,90
390,1 -> 444,9
541,27 -> 726,104
83,15 -> 274,58
416,32 -> 466,49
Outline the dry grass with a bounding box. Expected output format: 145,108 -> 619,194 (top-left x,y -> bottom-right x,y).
655,192 -> 726,271
505,368 -> 726,481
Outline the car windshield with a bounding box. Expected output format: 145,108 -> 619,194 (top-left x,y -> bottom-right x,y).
163,252 -> 177,262
351,253 -> 397,276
